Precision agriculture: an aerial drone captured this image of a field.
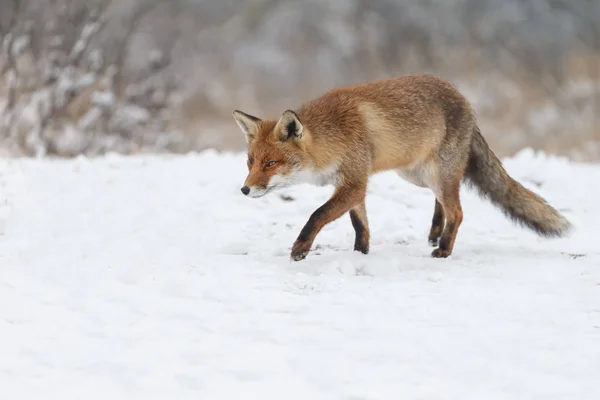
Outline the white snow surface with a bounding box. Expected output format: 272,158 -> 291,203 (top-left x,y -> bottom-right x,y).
1,148 -> 599,399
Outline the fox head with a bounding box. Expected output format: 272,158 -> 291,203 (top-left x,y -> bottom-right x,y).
232,109 -> 310,198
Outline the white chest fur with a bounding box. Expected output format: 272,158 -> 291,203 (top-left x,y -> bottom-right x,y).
294,163 -> 339,187
269,162 -> 339,189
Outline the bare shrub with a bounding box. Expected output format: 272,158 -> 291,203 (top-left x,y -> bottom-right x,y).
1,0 -> 599,160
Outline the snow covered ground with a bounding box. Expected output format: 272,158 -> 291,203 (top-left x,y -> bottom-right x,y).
1,148 -> 599,399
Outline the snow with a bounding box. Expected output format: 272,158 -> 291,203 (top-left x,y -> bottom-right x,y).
0,148 -> 599,399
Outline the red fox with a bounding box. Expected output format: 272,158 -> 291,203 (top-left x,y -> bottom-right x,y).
232,74 -> 572,261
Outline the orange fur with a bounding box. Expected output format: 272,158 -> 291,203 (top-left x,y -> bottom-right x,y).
233,74 -> 572,261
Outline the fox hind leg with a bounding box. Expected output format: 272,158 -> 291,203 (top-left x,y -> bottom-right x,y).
349,200 -> 370,254
429,105 -> 473,258
428,199 -> 445,246
431,179 -> 464,258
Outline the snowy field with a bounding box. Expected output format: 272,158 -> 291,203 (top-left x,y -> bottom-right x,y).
1,148 -> 599,399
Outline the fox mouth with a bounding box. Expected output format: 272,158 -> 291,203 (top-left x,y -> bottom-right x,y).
246,187 -> 270,198
243,173 -> 296,198
245,182 -> 289,198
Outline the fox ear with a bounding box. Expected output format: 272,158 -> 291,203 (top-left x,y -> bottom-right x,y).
275,110 -> 304,142
232,110 -> 261,143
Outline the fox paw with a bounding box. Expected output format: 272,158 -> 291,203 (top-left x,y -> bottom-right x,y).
354,239 -> 370,254
431,248 -> 451,258
291,240 -> 311,261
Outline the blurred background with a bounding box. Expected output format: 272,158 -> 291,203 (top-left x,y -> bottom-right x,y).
0,0 -> 598,160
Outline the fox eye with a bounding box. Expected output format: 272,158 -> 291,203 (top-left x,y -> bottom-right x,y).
248,157 -> 254,165
266,160 -> 277,167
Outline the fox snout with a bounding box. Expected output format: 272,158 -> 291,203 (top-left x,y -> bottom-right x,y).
240,183 -> 270,198
240,174 -> 271,198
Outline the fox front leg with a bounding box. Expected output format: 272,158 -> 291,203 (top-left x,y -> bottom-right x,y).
291,184 -> 367,261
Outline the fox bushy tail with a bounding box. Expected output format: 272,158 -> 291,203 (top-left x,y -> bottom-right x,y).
464,127 -> 572,237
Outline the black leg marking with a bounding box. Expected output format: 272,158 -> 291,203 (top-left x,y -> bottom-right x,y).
296,206 -> 326,243
438,220 -> 456,251
428,200 -> 445,246
350,209 -> 369,254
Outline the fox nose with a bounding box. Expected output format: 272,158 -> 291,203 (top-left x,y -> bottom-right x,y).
241,186 -> 250,195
